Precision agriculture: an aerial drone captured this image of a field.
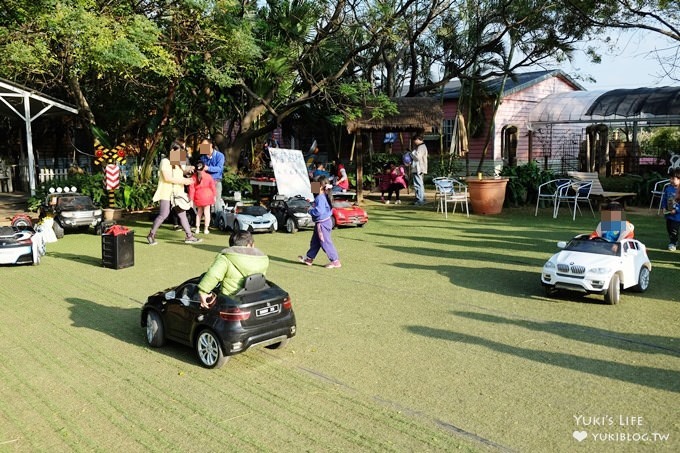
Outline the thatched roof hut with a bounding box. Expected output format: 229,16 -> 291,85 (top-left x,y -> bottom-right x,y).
346,97 -> 442,134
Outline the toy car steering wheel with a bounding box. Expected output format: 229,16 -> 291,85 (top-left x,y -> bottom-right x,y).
204,292 -> 217,308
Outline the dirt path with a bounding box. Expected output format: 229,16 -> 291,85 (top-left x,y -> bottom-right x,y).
0,192 -> 34,226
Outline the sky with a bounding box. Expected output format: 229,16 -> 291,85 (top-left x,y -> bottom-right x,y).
553,29 -> 678,91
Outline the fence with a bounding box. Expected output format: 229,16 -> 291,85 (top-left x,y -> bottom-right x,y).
38,168 -> 69,184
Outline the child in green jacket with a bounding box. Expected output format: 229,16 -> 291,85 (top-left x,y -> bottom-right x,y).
198,230 -> 269,308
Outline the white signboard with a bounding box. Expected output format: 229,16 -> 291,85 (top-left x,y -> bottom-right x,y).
269,148 -> 313,200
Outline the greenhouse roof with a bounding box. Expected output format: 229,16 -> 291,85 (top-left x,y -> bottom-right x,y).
528,86 -> 680,128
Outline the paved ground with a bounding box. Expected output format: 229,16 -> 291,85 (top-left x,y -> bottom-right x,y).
0,192 -> 34,226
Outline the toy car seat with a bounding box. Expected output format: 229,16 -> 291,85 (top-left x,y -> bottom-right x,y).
236,274 -> 269,295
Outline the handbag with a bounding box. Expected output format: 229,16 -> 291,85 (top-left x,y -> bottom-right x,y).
171,191 -> 192,211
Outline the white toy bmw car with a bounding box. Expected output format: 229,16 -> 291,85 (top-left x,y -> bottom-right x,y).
0,226 -> 45,266
217,204 -> 277,234
541,234 -> 651,305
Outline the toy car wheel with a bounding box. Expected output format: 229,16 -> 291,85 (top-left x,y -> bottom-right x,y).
331,216 -> 337,229
543,284 -> 557,297
94,222 -> 103,235
10,214 -> 32,228
233,221 -> 240,232
196,329 -> 227,369
604,274 -> 621,305
633,267 -> 650,292
285,217 -> 297,234
268,225 -> 275,234
52,220 -> 64,239
217,215 -> 226,232
265,338 -> 289,350
146,311 -> 165,347
357,222 -> 365,228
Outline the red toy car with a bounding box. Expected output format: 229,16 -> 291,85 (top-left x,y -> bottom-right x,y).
331,193 -> 368,228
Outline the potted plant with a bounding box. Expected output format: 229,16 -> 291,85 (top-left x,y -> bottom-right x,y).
465,174 -> 509,215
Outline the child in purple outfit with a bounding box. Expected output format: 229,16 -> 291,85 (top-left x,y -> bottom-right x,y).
298,176 -> 341,268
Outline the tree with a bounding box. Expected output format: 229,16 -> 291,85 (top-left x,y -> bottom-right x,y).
564,0 -> 680,81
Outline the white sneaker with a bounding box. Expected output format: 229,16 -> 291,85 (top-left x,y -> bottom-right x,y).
194,228 -> 200,234
395,200 -> 401,205
669,244 -> 676,251
204,229 -> 210,235
385,200 -> 390,204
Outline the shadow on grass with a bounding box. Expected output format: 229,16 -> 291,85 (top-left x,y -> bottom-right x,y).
391,262 -> 542,298
405,325 -> 680,393
65,297 -> 198,366
452,310 -> 680,357
49,251 -> 103,267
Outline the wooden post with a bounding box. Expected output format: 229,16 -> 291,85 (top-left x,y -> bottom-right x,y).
356,131 -> 363,204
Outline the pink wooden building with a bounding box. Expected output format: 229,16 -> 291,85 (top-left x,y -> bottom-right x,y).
438,69 -> 584,174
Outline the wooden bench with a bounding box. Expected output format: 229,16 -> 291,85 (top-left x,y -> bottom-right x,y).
567,171 -> 636,205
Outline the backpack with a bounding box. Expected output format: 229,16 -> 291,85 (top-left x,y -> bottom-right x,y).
402,151 -> 413,166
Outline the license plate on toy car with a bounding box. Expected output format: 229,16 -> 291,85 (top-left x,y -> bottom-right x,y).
256,304 -> 281,317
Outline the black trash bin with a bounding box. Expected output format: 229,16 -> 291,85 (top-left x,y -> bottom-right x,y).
102,229 -> 134,269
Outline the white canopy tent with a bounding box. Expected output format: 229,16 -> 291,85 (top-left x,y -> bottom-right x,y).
0,77 -> 79,195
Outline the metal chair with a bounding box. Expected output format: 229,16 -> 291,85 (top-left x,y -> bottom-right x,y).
534,178 -> 571,216
554,180 -> 595,220
434,178 -> 469,218
649,179 -> 669,214
432,177 -> 450,211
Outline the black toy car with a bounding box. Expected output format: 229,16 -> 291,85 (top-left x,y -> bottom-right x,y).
269,195 -> 313,233
141,274 -> 296,369
39,188 -> 103,238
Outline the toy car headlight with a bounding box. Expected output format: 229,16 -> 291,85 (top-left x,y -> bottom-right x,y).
240,218 -> 252,224
61,212 -> 74,218
56,187 -> 63,193
94,209 -> 102,216
543,261 -> 555,269
590,267 -> 611,274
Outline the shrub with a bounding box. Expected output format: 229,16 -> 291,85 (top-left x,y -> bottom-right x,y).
500,162 -> 554,207
222,171 -> 252,196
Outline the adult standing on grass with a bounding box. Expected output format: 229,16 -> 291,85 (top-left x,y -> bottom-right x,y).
199,137 -> 225,223
411,134 -> 428,205
147,141 -> 202,245
298,176 -> 342,269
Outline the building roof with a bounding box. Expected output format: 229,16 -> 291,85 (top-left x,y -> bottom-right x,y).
0,77 -> 78,119
345,97 -> 443,133
528,86 -> 680,127
442,69 -> 584,100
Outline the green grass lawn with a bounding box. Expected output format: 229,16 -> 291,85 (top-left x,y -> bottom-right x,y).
1,202 -> 678,452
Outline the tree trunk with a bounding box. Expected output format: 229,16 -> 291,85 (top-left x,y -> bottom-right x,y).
140,80 -> 178,181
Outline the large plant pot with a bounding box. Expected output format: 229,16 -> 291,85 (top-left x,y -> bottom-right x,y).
466,177 -> 509,215
103,208 -> 123,221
